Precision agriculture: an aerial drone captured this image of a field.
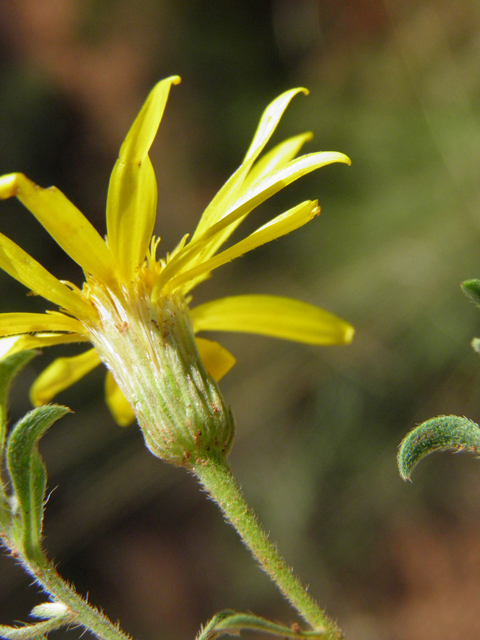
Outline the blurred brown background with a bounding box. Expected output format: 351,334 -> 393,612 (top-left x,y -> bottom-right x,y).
2,1 -> 480,639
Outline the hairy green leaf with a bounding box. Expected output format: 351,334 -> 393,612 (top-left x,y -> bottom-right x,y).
197,610 -> 328,640
0,351 -> 38,530
398,415 -> 480,480
0,351 -> 38,474
6,404 -> 70,559
461,279 -> 480,308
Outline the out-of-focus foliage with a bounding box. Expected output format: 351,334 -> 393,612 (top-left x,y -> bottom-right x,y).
1,1 -> 480,639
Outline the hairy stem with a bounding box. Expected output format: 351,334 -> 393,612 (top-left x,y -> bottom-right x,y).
191,455 -> 343,640
1,533 -> 132,640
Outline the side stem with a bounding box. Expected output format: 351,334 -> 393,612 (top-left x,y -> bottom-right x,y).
31,558 -> 132,640
1,532 -> 132,640
191,455 -> 343,640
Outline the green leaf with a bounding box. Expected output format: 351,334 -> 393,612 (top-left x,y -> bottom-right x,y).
461,279 -> 480,308
0,350 -> 38,530
197,610 -> 328,640
0,351 -> 38,474
6,404 -> 71,559
398,415 -> 480,480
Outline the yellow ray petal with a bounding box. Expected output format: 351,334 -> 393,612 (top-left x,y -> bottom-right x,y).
104,371 -> 135,426
206,151 -> 350,244
191,295 -> 355,345
154,151 -> 350,298
242,132 -> 313,190
0,232 -> 96,320
0,312 -> 86,336
30,348 -> 101,406
188,133 -> 314,269
169,200 -> 319,292
191,88 -> 309,242
0,332 -> 88,359
243,88 -> 308,163
0,173 -> 116,283
106,76 -> 181,280
195,337 -> 236,381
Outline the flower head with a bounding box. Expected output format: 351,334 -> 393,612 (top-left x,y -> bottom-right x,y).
0,76 -> 352,465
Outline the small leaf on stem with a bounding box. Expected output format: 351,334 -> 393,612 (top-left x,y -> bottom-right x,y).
197,610 -> 328,640
0,351 -> 38,485
6,404 -> 71,559
461,279 -> 480,308
31,601 -> 69,620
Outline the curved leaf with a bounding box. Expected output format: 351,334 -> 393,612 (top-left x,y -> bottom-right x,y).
197,610 -> 328,640
0,350 -> 38,525
0,350 -> 38,460
6,404 -> 71,558
398,415 -> 480,480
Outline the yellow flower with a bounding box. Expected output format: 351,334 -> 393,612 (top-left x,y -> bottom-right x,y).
0,76 -> 352,461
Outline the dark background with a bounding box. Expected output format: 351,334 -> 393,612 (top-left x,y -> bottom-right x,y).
1,2 -> 480,639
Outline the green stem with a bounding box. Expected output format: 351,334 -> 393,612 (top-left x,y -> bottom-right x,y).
1,533 -> 132,640
191,455 -> 343,640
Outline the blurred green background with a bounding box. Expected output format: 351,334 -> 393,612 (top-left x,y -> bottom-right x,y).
2,1 -> 480,639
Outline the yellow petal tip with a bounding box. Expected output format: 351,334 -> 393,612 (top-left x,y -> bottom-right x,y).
343,324 -> 355,344
29,386 -> 46,407
0,173 -> 20,200
105,372 -> 136,427
328,152 -> 352,167
155,75 -> 181,91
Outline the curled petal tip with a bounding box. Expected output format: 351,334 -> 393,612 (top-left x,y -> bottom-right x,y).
330,153 -> 351,166
323,151 -> 352,167
151,74 -> 181,95
159,75 -> 181,86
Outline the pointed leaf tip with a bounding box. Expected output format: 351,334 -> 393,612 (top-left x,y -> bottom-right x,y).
398,415 -> 480,481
